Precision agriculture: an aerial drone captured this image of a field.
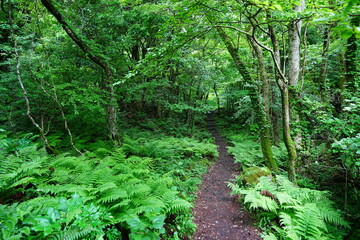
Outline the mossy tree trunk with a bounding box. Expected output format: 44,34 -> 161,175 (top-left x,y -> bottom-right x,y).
268,17 -> 298,183
215,26 -> 278,171
280,87 -> 297,182
248,36 -> 279,171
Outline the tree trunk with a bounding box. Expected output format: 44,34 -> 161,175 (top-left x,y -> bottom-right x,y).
41,0 -> 120,144
216,26 -> 278,171
213,81 -> 221,113
281,87 -> 297,182
268,20 -> 298,182
319,25 -> 331,94
288,0 -> 305,150
248,36 -> 279,171
344,16 -> 359,92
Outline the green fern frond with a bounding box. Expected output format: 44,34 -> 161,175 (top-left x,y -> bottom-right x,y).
98,189 -> 128,204
161,190 -> 178,203
97,182 -> 117,192
275,192 -> 299,206
276,175 -> 293,188
128,184 -> 152,197
52,226 -> 95,240
149,176 -> 174,188
165,198 -> 192,214
114,174 -> 133,183
294,203 -> 326,238
243,189 -> 278,213
316,200 -> 350,228
109,199 -> 131,210
52,156 -> 79,169
228,182 -> 242,195
279,211 -> 294,227
141,197 -> 166,210
132,168 -> 151,176
66,185 -> 93,196
263,233 -> 279,240
8,177 -> 36,188
37,184 -> 76,195
255,176 -> 277,192
131,197 -> 167,215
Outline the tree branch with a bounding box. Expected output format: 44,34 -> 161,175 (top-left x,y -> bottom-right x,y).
40,0 -> 110,74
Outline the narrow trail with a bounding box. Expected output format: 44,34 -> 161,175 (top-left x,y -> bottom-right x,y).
193,113 -> 261,240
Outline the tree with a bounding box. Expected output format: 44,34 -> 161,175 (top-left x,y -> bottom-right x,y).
40,0 -> 121,144
199,5 -> 279,171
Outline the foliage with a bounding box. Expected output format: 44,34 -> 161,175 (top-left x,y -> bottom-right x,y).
1,0 -> 360,237
239,166 -> 272,186
121,132 -> 217,200
229,175 -> 350,239
0,194 -> 112,240
0,130 -> 216,239
227,133 -> 287,169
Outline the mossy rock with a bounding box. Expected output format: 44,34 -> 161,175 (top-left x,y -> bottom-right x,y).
241,166 -> 272,186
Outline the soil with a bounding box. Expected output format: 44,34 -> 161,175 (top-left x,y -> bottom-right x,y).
192,113 -> 261,240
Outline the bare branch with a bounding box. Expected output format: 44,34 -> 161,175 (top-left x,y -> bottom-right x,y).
40,83 -> 83,155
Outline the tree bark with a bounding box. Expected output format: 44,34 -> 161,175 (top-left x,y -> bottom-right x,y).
268,19 -> 298,182
344,16 -> 359,92
41,0 -> 121,144
281,87 -> 297,182
288,0 -> 305,150
213,81 -> 221,113
319,25 -> 331,94
248,36 -> 279,171
216,26 -> 278,171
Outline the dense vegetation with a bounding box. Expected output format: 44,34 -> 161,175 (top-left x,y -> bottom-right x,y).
1,0 -> 359,239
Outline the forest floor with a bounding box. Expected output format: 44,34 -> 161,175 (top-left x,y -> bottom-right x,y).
192,114 -> 261,240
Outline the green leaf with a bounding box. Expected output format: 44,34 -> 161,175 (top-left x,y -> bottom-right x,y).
151,215 -> 165,229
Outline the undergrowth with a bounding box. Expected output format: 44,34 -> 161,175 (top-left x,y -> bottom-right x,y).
229,175 -> 350,239
0,129 -> 217,239
226,134 -> 287,170
216,115 -> 351,239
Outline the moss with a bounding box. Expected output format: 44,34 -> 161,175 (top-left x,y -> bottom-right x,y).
241,166 -> 272,186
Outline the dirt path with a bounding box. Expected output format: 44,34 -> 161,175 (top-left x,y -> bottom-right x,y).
193,114 -> 261,240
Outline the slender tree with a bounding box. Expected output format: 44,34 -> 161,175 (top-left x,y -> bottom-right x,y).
40,0 -> 121,144
211,23 -> 278,171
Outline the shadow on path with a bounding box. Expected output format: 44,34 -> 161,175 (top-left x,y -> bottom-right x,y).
193,112 -> 261,240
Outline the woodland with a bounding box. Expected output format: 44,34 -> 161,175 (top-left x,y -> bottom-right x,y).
0,0 -> 359,239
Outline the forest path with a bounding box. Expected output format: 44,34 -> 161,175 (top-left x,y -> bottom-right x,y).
192,113 -> 261,240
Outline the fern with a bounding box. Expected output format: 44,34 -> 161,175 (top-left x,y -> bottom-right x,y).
230,174 -> 350,239
51,226 -> 95,240
295,203 -> 326,238
97,189 -> 128,204
1,131 -> 209,239
255,175 -> 277,192
128,183 -> 152,197
165,198 -> 192,214
243,189 -> 278,213
109,199 -> 132,210
97,182 -> 118,192
316,200 -> 350,228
